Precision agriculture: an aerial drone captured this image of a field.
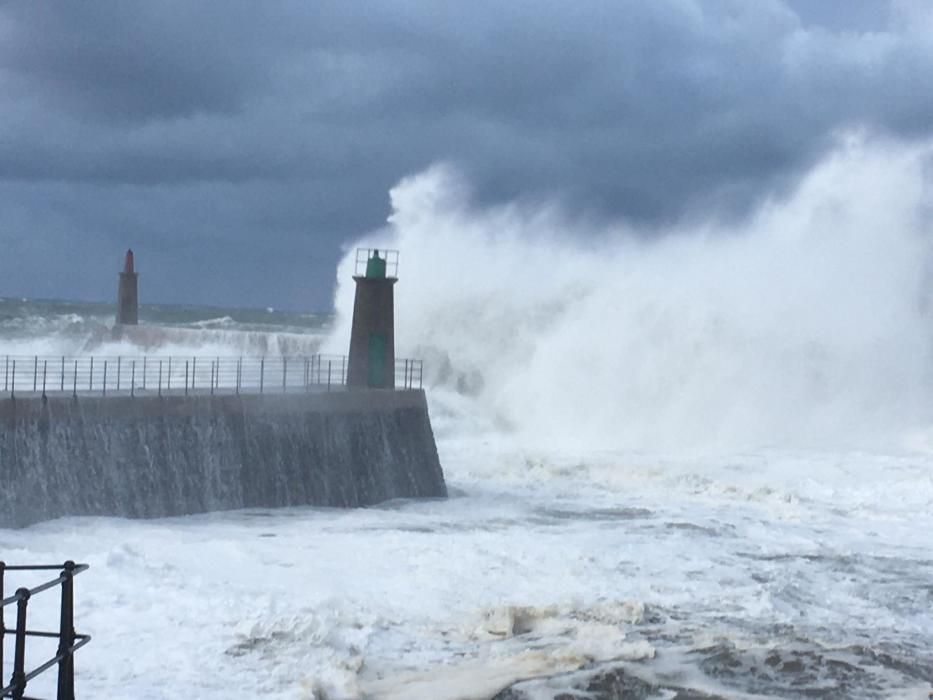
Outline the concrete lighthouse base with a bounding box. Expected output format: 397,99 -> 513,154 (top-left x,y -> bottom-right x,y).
0,389 -> 446,528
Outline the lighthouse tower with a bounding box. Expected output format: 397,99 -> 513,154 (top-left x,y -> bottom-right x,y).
116,249 -> 139,325
347,249 -> 398,389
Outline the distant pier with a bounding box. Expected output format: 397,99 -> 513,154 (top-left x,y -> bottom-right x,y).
0,249 -> 447,528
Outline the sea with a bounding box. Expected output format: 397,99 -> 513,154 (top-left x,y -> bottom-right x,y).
3,142 -> 933,698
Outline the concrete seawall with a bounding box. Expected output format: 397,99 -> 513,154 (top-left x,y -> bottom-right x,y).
0,389 -> 446,528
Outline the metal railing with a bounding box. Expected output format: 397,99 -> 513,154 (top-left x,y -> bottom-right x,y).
1,355 -> 424,398
0,562 -> 91,700
354,248 -> 399,278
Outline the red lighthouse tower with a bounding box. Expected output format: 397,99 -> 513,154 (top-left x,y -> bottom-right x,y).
116,249 -> 138,325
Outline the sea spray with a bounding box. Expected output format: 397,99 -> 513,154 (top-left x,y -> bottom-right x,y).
326,136 -> 933,451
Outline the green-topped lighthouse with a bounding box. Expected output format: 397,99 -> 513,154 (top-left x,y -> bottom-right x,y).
347,248 -> 399,389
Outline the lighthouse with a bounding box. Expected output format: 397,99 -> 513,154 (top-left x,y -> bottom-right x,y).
116,249 -> 139,325
347,248 -> 398,389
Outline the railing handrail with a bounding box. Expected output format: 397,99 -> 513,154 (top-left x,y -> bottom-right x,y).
0,565 -> 89,606
1,353 -> 425,397
0,562 -> 90,700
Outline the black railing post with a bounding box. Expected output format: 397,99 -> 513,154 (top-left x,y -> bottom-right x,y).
184,361 -> 189,396
10,360 -> 15,399
11,587 -> 30,700
236,357 -> 242,395
60,356 -> 65,393
210,361 -> 215,396
0,561 -> 5,676
88,357 -> 93,393
191,357 -> 196,392
327,361 -> 332,392
304,357 -> 310,392
158,360 -> 163,397
0,564 -> 91,700
341,356 -> 346,386
102,361 -> 108,397
131,360 -> 136,398
33,356 -> 38,393
143,357 -> 147,391
42,360 -> 48,398
116,356 -> 121,392
56,561 -> 76,700
72,361 -> 78,399
282,357 -> 287,393
260,358 -> 265,394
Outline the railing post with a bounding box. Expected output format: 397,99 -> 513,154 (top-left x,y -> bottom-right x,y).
10,360 -> 16,399
260,358 -> 265,394
102,361 -> 108,397
185,361 -> 189,396
116,356 -> 121,392
304,357 -> 310,392
61,356 -> 65,392
167,357 -> 172,392
73,361 -> 78,398
0,561 -> 5,676
282,357 -> 287,393
131,360 -> 136,398
216,357 -> 220,392
158,360 -> 163,397
192,357 -> 197,392
341,356 -> 346,386
143,357 -> 147,391
210,361 -> 215,396
33,356 -> 38,393
57,561 -> 76,700
89,357 -> 93,393
327,360 -> 332,392
11,587 -> 30,700
236,357 -> 242,395
42,360 -> 48,398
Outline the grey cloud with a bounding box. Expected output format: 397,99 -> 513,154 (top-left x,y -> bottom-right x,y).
1,0 -> 933,308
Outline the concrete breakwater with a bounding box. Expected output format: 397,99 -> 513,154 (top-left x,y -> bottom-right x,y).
0,389 -> 446,528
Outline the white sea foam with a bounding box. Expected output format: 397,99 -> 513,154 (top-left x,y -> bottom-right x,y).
6,435 -> 931,698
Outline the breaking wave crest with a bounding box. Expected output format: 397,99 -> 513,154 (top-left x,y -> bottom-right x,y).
327,136 -> 933,451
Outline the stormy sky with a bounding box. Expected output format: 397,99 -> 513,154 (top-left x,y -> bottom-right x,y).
1,0 -> 932,311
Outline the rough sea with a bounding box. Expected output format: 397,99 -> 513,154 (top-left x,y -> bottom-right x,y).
3,139 -> 933,698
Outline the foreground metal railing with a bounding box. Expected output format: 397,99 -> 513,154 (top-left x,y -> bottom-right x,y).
0,562 -> 91,700
1,355 -> 424,398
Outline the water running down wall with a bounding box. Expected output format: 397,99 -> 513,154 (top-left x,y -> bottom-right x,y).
0,390 -> 446,528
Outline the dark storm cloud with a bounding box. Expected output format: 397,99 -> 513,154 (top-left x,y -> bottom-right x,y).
2,0 -> 933,308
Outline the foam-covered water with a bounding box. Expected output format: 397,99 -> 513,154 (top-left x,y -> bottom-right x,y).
3,136 -> 933,698
0,297 -> 330,357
